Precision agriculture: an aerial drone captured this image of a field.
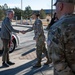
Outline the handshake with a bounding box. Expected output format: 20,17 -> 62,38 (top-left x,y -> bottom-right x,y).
19,30 -> 27,34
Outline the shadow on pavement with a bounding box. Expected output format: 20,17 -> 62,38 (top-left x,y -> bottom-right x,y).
0,50 -> 3,56
0,58 -> 53,75
0,48 -> 53,75
22,48 -> 36,56
21,47 -> 48,61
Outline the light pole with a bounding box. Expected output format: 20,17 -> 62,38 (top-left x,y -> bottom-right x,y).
51,0 -> 53,18
21,0 -> 23,25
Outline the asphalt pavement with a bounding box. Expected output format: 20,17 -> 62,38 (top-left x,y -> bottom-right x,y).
0,24 -> 53,75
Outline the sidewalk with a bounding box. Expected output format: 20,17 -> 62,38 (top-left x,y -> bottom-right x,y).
0,46 -> 53,75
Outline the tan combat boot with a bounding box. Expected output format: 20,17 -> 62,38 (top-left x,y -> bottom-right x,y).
33,62 -> 41,68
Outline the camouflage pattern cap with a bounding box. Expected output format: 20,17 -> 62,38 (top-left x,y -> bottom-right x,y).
54,0 -> 75,5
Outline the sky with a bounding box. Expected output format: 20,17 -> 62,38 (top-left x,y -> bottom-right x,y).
0,0 -> 56,10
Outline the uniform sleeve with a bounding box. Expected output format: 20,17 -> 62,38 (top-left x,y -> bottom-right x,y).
5,18 -> 19,33
35,20 -> 43,38
50,25 -> 75,75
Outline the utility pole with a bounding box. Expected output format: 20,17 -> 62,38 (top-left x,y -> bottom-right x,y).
21,0 -> 23,25
51,0 -> 53,18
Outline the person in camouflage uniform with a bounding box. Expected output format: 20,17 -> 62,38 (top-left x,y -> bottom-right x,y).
47,0 -> 75,75
24,13 -> 51,68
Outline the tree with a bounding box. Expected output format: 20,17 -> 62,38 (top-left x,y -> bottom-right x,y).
0,9 -> 5,20
24,6 -> 33,19
3,3 -> 8,10
13,7 -> 23,20
40,9 -> 46,19
0,5 -> 2,10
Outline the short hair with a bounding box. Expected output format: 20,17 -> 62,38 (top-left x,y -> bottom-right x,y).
32,12 -> 40,17
6,10 -> 14,16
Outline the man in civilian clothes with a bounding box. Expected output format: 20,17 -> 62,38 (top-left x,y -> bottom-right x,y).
1,10 -> 23,67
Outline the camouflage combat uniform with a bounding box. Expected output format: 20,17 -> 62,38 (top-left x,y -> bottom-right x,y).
48,14 -> 75,75
26,18 -> 49,62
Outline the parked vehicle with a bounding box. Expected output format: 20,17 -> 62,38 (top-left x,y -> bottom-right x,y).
0,28 -> 19,53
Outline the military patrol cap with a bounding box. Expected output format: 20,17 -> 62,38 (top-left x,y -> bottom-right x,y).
54,0 -> 75,5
